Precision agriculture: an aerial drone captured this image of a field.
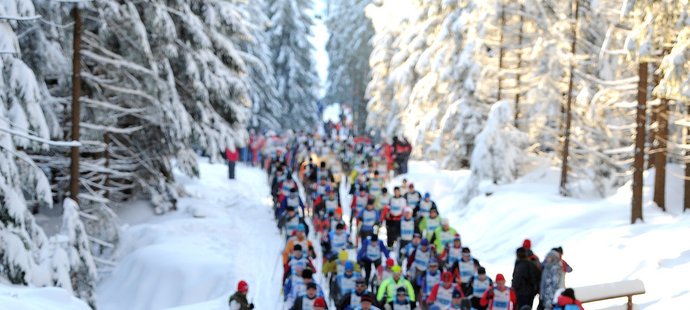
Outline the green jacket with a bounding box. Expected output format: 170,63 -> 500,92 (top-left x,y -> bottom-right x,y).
376,277 -> 415,303
432,226 -> 457,255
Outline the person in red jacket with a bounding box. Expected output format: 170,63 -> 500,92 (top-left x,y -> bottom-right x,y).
556,288 -> 584,310
427,271 -> 463,308
226,147 -> 239,179
480,274 -> 517,310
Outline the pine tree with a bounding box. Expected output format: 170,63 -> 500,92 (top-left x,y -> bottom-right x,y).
268,0 -> 320,130
325,0 -> 374,134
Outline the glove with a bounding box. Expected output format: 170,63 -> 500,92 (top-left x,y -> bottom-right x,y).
249,303 -> 255,309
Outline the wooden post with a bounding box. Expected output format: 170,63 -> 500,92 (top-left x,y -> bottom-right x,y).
559,0 -> 579,196
632,62 -> 648,224
627,295 -> 633,310
514,3 -> 524,128
69,7 -> 82,203
497,2 -> 505,101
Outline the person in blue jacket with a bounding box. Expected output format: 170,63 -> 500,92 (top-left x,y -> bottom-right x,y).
357,234 -> 390,287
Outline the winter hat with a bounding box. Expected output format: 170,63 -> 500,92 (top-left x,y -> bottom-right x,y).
335,208 -> 343,215
338,250 -> 349,262
495,274 -> 506,282
382,188 -> 388,193
516,247 -> 527,259
306,282 -> 317,290
237,280 -> 249,293
314,297 -> 327,307
523,239 -> 532,250
562,288 -> 576,300
413,233 -> 422,239
442,271 -> 453,283
355,278 -> 366,284
371,234 -> 378,242
293,244 -> 303,251
430,206 -> 438,213
429,260 -> 439,267
345,261 -> 354,271
462,247 -> 470,253
391,265 -> 402,273
287,206 -> 296,212
408,183 -> 414,188
421,238 -> 430,246
361,293 -> 375,303
336,223 -> 345,230
394,186 -> 400,191
396,287 -> 407,295
424,192 -> 431,199
441,218 -> 450,226
297,224 -> 306,232
478,267 -> 486,275
386,258 -> 395,268
454,234 -> 461,242
554,246 -> 564,255
302,269 -> 313,279
404,207 -> 413,214
290,187 -> 298,193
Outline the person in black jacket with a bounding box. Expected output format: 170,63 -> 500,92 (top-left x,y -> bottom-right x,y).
512,247 -> 540,309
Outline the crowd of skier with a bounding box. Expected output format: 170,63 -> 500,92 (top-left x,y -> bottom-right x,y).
228,124 -> 585,310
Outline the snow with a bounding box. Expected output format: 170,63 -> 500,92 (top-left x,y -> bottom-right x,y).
0,284 -> 90,310
394,161 -> 690,310
97,159 -> 283,310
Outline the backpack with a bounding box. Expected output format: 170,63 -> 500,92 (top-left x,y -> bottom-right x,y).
554,305 -> 580,310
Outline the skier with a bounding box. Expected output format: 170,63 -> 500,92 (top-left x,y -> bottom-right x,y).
278,206 -> 307,238
453,247 -> 480,297
291,282 -> 325,310
512,247 -> 540,309
284,269 -> 323,306
431,218 -> 457,255
357,293 -> 381,310
538,250 -> 565,310
417,260 -> 442,309
357,235 -> 390,286
440,234 -> 463,269
284,244 -> 316,283
351,187 -> 370,228
357,200 -> 380,245
330,208 -> 347,232
417,193 -> 437,220
480,274 -> 517,310
449,290 -> 468,310
228,280 -> 254,310
427,271 -> 462,309
398,208 -> 417,264
406,238 -> 434,282
319,189 -> 341,217
283,224 -> 315,264
418,206 -> 442,240
376,188 -> 392,211
278,173 -> 298,203
470,267 -> 493,310
326,223 -> 352,255
376,265 -> 415,304
335,261 -> 363,301
401,233 -> 422,267
337,278 -> 370,310
404,183 -> 422,211
387,286 -> 417,309
381,187 -> 407,248
368,170 -> 385,198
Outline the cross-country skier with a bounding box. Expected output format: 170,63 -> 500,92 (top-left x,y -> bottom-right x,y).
228,280 -> 254,310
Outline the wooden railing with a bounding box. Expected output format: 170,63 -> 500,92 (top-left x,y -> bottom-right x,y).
574,279 -> 645,310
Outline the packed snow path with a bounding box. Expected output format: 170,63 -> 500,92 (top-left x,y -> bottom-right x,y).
97,159 -> 283,310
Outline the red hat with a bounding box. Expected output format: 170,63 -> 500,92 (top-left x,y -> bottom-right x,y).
335,207 -> 343,215
314,297 -> 327,307
386,258 -> 395,267
496,274 -> 506,282
237,280 -> 249,293
442,271 -> 453,283
523,239 -> 532,250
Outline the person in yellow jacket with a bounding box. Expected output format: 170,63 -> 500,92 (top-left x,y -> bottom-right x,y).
376,265 -> 416,303
323,250 -> 362,277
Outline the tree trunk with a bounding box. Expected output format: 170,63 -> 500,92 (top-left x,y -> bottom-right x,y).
685,120 -> 690,213
514,3 -> 524,128
69,7 -> 82,203
497,2 -> 505,102
632,62 -> 648,224
652,96 -> 667,211
559,0 -> 579,196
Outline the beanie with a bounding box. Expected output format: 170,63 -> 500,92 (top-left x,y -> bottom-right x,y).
314,297 -> 327,307
338,250 -> 349,262
523,239 -> 532,250
237,280 -> 248,293
386,258 -> 395,268
391,265 -> 402,273
442,271 -> 453,283
496,274 -> 506,282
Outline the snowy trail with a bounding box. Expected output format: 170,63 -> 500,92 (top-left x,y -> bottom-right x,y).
97,159 -> 283,310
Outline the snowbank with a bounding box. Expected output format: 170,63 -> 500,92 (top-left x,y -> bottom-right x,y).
395,161 -> 690,309
97,160 -> 283,310
0,284 -> 90,310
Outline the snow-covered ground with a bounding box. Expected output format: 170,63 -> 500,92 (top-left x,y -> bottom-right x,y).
21,156 -> 683,310
0,284 -> 90,309
395,161 -> 690,310
96,159 -> 283,310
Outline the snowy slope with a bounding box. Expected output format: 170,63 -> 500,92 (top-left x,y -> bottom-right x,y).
97,160 -> 283,310
0,284 -> 90,310
394,161 -> 690,310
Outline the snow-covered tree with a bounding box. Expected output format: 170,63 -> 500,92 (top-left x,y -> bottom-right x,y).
59,198 -> 97,308
268,0 -> 320,130
462,100 -> 529,201
325,0 -> 373,134
237,0 -> 283,130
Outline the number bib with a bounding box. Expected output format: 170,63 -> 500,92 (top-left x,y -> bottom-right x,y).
400,219 -> 415,241
366,243 -> 381,261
